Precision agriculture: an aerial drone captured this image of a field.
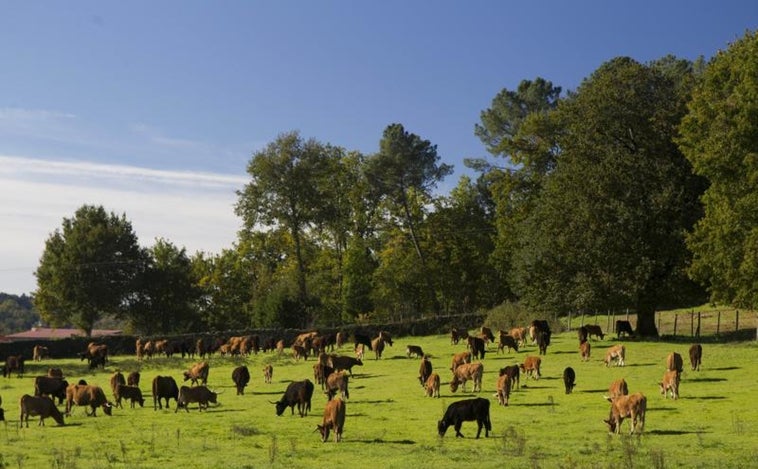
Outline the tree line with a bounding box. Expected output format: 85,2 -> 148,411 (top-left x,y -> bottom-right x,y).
31,31 -> 758,337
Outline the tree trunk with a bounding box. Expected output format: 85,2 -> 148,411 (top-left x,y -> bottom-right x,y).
635,300 -> 659,337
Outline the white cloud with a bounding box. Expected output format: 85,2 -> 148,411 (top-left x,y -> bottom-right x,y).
0,155 -> 247,295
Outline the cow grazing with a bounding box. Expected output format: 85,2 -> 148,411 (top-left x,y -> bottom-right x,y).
406,345 -> 424,358
325,371 -> 349,400
110,372 -> 126,398
65,384 -> 113,417
495,373 -> 512,406
176,386 -> 219,412
450,351 -> 472,372
450,362 -> 484,393
419,356 -> 433,387
127,371 -> 140,387
536,330 -> 551,355
520,356 -> 542,380
424,373 -> 440,398
499,365 -> 520,390
659,370 -> 680,400
263,364 -> 273,384
19,394 -> 65,427
606,378 -> 629,399
467,336 -> 486,360
497,332 -> 519,354
615,320 -> 634,339
585,325 -> 605,340
79,343 -> 108,365
232,366 -> 251,395
580,341 -> 591,361
450,327 -> 469,345
480,326 -> 495,344
183,361 -> 210,386
563,367 -> 576,394
577,326 -> 588,344
509,327 -> 528,347
273,379 -> 314,417
33,345 -> 49,361
114,384 -> 145,408
3,355 -> 24,378
604,393 -> 646,434
152,375 -> 179,410
666,352 -> 684,374
689,344 -> 703,371
604,345 -> 626,367
316,398 -> 346,443
371,336 -> 386,360
438,398 -> 491,438
34,376 -> 69,405
327,355 -> 363,376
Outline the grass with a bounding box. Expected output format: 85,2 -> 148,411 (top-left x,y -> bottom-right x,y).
0,330 -> 756,468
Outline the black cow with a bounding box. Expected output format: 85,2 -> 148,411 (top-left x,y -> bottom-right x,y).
3,355 -> 25,378
176,386 -> 219,412
689,344 -> 703,371
273,379 -> 314,417
34,376 -> 69,405
353,333 -> 373,351
152,375 -> 179,410
563,367 -> 576,394
437,398 -> 491,438
577,326 -> 588,344
418,356 -> 432,387
467,336 -> 486,360
615,320 -> 634,339
536,330 -> 551,355
231,366 -> 251,395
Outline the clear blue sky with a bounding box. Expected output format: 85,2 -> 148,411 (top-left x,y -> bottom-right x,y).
1,1 -> 755,295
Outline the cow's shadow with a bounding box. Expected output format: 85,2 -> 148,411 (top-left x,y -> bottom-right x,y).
647,429 -> 707,435
710,366 -> 739,371
680,395 -> 726,400
353,438 -> 415,445
687,377 -> 726,383
517,402 -> 559,407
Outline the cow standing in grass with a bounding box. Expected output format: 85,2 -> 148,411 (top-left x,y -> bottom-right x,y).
418,356 -> 432,387
520,356 -> 542,380
316,398 -> 345,442
495,374 -> 512,406
424,373 -> 440,398
604,345 -> 626,367
659,370 -> 680,399
689,344 -> 702,371
563,367 -> 576,394
232,366 -> 251,395
604,393 -> 646,434
19,394 -> 65,427
580,341 -> 591,361
438,398 -> 491,438
450,362 -> 483,393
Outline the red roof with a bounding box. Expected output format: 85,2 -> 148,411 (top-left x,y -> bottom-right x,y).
2,327 -> 122,340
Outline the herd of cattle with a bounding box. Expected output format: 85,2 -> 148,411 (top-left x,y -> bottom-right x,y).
0,320 -> 706,441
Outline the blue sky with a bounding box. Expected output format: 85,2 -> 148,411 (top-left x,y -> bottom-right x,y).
1,1 -> 755,295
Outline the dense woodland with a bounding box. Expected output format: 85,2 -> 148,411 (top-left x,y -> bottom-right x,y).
20,32 -> 757,338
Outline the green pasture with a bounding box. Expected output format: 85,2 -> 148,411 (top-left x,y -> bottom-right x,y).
0,332 -> 756,469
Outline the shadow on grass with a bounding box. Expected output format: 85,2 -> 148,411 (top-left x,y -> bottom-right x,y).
680,395 -> 725,400
517,402 -> 559,407
647,407 -> 677,412
687,377 -> 726,383
625,362 -> 657,367
580,389 -> 608,393
352,399 -> 395,404
647,429 -> 707,435
353,438 -> 415,445
710,366 -> 740,371
251,390 -> 283,396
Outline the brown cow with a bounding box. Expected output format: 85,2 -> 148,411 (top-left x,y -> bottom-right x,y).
419,356 -> 433,387
499,365 -> 520,390
606,378 -> 629,399
292,345 -> 308,361
110,372 -> 126,398
480,326 -> 495,344
371,336 -> 386,360
65,384 -> 113,417
580,341 -> 591,361
327,355 -> 363,376
47,368 -> 63,379
467,336 -> 486,360
176,385 -> 220,412
604,345 -> 626,367
666,352 -> 683,374
497,332 -> 519,354
80,343 -> 108,364
519,356 -> 542,380
335,332 -> 347,349
450,351 -> 472,372
232,366 -> 251,395
114,384 -> 145,408
34,376 -> 69,405
19,394 -> 65,427
604,392 -> 646,434
585,325 -> 605,340
316,398 -> 346,443
324,371 -> 349,400
450,362 -> 483,393
32,345 -> 49,362
450,327 -> 469,345
495,373 -> 512,406
659,370 -> 680,399
424,373 -> 440,398
183,361 -> 209,386
509,327 -> 528,347
354,344 -> 365,361
689,344 -> 702,371
3,355 -> 24,378
127,371 -> 140,387
263,364 -> 273,384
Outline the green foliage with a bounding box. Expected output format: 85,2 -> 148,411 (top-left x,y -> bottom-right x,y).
678,30 -> 758,309
33,205 -> 147,336
483,301 -> 536,332
0,293 -> 39,334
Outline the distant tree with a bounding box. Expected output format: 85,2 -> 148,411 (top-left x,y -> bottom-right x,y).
0,293 -> 39,334
33,205 -> 146,336
127,239 -> 201,334
365,123 -> 453,313
678,31 -> 758,308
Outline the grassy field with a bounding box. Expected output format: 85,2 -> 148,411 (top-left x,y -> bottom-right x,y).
0,331 -> 756,469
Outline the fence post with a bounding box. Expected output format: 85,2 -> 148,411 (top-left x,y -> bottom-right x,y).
581,312 -> 585,327
673,314 -> 678,336
691,311 -> 694,337
568,312 -> 572,331
696,312 -> 701,338
736,310 -> 740,332
657,312 -> 661,335
717,311 -> 721,335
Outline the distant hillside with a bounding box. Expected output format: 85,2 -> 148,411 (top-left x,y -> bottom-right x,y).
0,293 -> 41,334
